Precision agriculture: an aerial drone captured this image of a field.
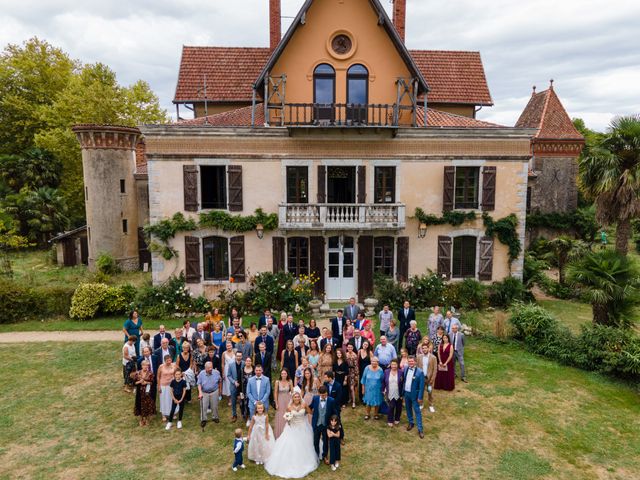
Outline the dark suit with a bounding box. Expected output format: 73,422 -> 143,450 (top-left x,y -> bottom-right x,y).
152,346 -> 175,371
191,330 -> 210,348
258,315 -> 275,329
348,336 -> 364,352
309,395 -> 339,459
320,337 -> 336,351
254,350 -> 274,405
397,307 -> 416,349
282,322 -> 298,344
153,332 -> 172,350
254,335 -> 274,355
324,381 -> 343,405
331,317 -> 346,348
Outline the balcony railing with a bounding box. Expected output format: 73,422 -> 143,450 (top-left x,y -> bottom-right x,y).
279,203 -> 406,230
274,103 -> 410,127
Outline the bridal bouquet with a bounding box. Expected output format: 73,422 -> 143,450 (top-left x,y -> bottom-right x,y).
283,412 -> 294,424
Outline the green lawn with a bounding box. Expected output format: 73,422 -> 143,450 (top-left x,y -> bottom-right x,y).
1,339 -> 638,480
536,299 -> 593,333
6,249 -> 151,289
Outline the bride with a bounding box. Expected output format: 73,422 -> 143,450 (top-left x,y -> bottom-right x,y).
264,387 -> 319,478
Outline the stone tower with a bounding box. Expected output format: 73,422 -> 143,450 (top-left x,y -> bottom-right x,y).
72,124 -> 142,271
516,82 -> 585,215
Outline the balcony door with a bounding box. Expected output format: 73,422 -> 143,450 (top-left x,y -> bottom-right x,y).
346,64 -> 368,124
327,235 -> 355,300
327,166 -> 356,204
313,64 -> 335,123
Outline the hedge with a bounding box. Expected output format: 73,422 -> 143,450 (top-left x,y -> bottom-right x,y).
0,279 -> 75,323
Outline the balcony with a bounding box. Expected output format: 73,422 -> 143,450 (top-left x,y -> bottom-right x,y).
278,203 -> 406,230
269,103 -> 417,127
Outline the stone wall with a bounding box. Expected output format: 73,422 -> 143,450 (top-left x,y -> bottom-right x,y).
529,156 -> 578,214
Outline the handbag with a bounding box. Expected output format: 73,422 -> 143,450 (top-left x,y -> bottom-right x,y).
437,364 -> 448,372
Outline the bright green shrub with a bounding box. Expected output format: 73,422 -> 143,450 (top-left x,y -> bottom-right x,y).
102,284 -> 137,314
95,252 -> 119,275
456,279 -> 487,310
69,283 -> 109,319
489,277 -> 530,307
0,279 -> 39,323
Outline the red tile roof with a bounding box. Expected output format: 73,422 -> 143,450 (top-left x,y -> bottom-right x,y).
409,50 -> 493,106
176,104 -> 500,129
515,87 -> 583,140
174,46 -> 492,106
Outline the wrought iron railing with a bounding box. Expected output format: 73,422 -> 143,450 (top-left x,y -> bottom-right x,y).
275,103 -> 403,127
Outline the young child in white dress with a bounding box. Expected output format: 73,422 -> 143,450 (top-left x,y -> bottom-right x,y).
247,401 -> 275,465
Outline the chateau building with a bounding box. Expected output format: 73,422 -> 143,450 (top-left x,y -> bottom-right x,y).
74,0 -> 583,301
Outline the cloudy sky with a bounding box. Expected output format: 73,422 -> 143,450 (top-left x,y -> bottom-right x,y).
2,0 -> 639,131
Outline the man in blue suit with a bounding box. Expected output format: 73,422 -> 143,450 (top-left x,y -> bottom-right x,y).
254,325 -> 275,355
246,365 -> 271,419
323,371 -> 342,406
403,355 -> 426,439
309,386 -> 338,463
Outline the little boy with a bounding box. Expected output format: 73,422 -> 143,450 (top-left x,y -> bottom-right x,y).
232,428 -> 245,471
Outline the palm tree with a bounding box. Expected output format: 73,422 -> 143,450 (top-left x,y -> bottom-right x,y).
543,235 -> 587,285
578,115 -> 640,256
567,250 -> 640,327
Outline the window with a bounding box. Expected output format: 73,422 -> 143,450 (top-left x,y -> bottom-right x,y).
287,237 -> 309,277
452,236 -> 476,278
201,166 -> 226,209
286,166 -> 308,203
122,219 -> 128,234
455,167 -> 480,209
313,64 -> 335,122
374,236 -> 394,277
374,167 -> 396,203
203,236 -> 229,280
526,186 -> 532,213
120,179 -> 126,194
347,64 -> 368,105
85,186 -> 88,200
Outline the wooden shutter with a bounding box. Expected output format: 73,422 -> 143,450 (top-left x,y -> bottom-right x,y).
309,236 -> 325,296
358,236 -> 374,298
229,235 -> 245,282
481,166 -> 496,211
396,237 -> 409,282
443,166 -> 455,212
272,236 -> 285,273
437,235 -> 452,280
185,236 -> 201,283
183,165 -> 198,212
357,165 -> 366,203
227,165 -> 243,211
317,166 -> 326,203
478,236 -> 494,281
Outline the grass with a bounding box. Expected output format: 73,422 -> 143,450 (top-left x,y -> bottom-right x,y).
6,249 -> 151,289
1,338 -> 638,479
537,299 -> 593,333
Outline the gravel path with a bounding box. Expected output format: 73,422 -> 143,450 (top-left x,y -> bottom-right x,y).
0,330 -> 127,343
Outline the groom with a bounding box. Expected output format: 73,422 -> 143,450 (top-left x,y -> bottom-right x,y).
246,365 -> 271,418
309,386 -> 338,464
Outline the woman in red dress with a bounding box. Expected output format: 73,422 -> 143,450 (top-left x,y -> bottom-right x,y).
435,334 -> 455,391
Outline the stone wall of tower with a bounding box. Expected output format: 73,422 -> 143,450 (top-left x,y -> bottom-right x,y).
72,125 -> 141,271
529,155 -> 579,214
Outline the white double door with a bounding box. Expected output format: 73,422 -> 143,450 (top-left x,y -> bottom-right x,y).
326,235 -> 355,300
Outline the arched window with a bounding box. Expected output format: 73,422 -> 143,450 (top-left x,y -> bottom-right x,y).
347,64 -> 368,105
313,64 -> 335,122
203,236 -> 229,280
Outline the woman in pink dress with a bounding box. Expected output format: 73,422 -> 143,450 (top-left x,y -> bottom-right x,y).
435,334 -> 455,391
273,369 -> 293,438
342,319 -> 355,351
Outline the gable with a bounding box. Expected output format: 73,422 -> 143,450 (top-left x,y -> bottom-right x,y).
255,0 -> 427,98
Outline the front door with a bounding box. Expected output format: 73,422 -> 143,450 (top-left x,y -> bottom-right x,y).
327,167 -> 356,204
326,235 -> 355,300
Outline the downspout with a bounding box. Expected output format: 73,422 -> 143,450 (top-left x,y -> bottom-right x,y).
251,86 -> 257,128
264,73 -> 269,127
423,94 -> 427,128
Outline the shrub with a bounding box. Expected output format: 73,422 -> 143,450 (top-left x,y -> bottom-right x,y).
456,279 -> 487,310
373,273 -> 407,309
0,279 -> 74,323
96,252 -> 119,275
212,288 -> 250,316
133,274 -> 211,319
489,277 -> 530,308
102,284 -> 137,315
69,283 -> 110,319
509,302 -> 559,348
540,279 -> 579,300
39,285 -> 75,317
244,271 -> 316,314
406,272 -> 446,309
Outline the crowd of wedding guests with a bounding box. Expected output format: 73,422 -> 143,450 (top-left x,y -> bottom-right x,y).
121,298 -> 467,443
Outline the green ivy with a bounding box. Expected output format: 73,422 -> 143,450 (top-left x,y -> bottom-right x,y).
483,213 -> 521,263
414,207 -> 477,226
199,208 -> 278,232
144,209 -> 278,260
526,206 -> 598,242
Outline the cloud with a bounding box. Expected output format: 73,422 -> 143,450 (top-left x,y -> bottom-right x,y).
1,0 -> 638,131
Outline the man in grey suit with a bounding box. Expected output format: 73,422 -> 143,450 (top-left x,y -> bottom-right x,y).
450,323 -> 467,382
344,297 -> 361,322
227,351 -> 244,421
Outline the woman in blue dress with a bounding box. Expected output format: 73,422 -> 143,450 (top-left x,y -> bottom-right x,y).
211,322 -> 224,350
122,310 -> 143,355
360,356 -> 384,420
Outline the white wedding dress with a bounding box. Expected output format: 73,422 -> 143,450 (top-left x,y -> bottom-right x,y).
264,407 -> 319,478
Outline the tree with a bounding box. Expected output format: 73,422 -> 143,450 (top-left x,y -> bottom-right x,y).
4,187 -> 69,247
567,250 -> 640,328
0,210 -> 31,277
542,235 -> 587,285
0,148 -> 62,192
0,38 -> 75,154
578,115 -> 640,255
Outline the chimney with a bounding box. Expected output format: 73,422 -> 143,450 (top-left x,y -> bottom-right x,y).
393,0 -> 406,42
270,0 -> 281,52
